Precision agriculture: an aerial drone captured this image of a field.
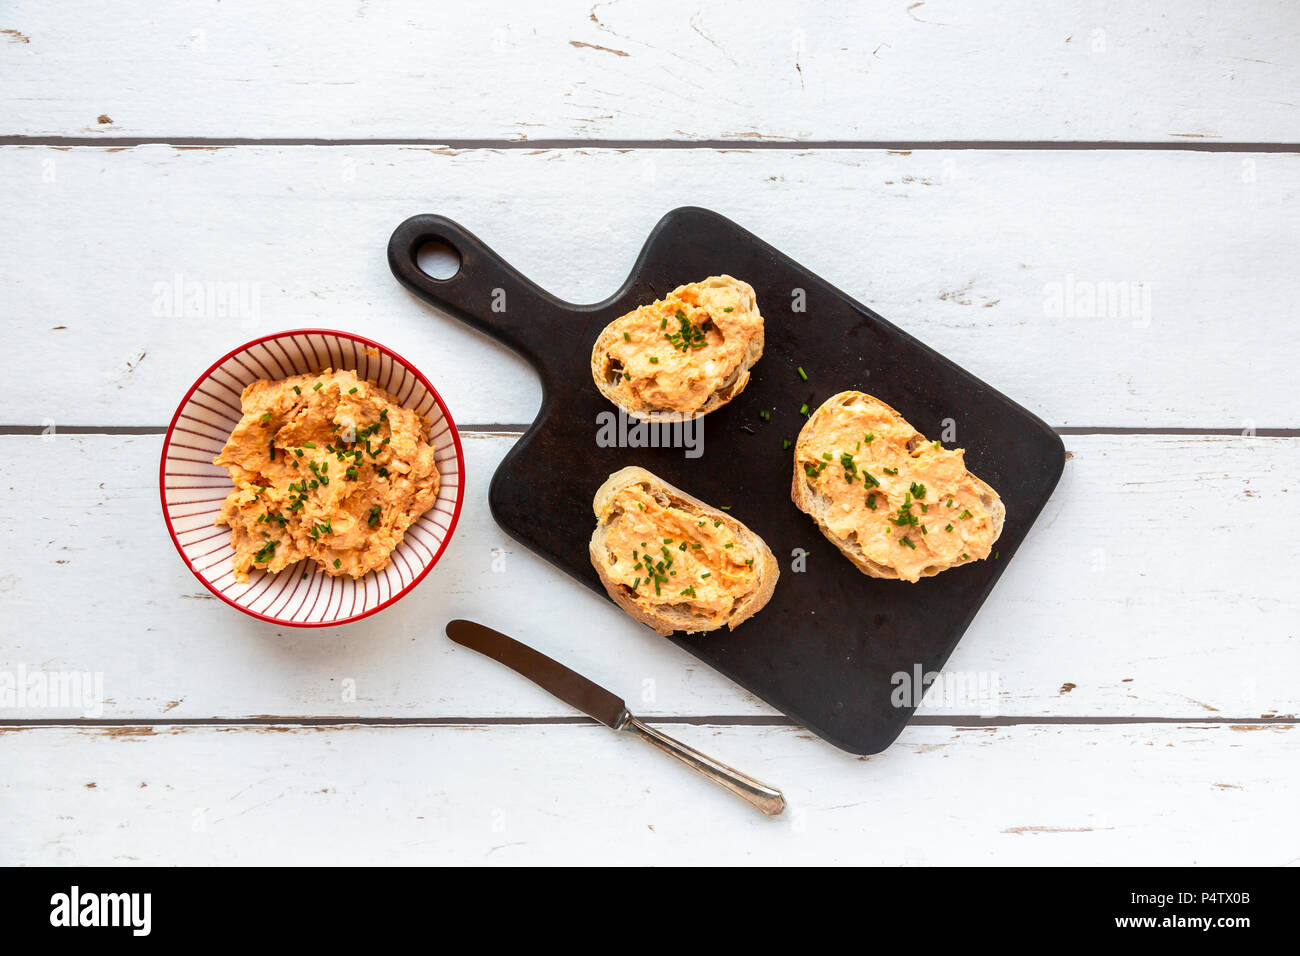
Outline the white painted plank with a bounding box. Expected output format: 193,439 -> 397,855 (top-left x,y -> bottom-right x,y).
2,433 -> 1296,721
3,0 -> 1297,142
4,145 -> 1299,427
2,722 -> 1294,865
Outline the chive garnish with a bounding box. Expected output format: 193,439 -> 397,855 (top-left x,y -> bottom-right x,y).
797,366 -> 807,381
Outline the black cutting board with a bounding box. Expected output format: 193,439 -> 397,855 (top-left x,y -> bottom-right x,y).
388,207 -> 1064,755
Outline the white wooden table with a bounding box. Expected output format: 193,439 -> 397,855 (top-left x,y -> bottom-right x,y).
2,1 -> 1297,865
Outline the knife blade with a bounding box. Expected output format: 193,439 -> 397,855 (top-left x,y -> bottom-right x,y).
446,618 -> 628,728
445,619 -> 786,815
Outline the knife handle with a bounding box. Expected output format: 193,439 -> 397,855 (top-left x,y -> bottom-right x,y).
622,715 -> 786,815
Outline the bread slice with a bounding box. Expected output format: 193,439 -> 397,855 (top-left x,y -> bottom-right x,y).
590,275 -> 764,421
791,391 -> 1005,582
590,466 -> 779,634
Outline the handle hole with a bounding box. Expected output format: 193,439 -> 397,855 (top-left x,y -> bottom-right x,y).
416,239 -> 461,281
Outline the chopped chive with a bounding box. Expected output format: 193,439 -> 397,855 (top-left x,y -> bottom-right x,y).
348,386 -> 358,394
959,509 -> 974,519
623,331 -> 630,341
313,382 -> 323,391
900,536 -> 915,549
648,356 -> 659,364
866,493 -> 877,509
783,439 -> 792,450
722,306 -> 733,312
333,559 -> 341,569
720,505 -> 731,511
945,524 -> 954,532
797,366 -> 807,381
800,403 -> 809,415
292,385 -> 301,395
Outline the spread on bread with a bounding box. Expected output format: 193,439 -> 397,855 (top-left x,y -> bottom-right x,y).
602,485 -> 756,615
793,391 -> 1002,582
590,467 -> 777,633
591,276 -> 763,418
213,369 -> 440,582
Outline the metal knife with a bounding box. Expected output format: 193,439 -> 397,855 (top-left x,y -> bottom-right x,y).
445,619 -> 786,815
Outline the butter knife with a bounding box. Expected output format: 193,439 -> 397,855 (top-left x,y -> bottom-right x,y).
445,619 -> 786,815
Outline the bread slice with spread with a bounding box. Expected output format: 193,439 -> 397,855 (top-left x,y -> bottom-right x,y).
791,391 -> 1004,582
589,466 -> 778,634
590,276 -> 763,420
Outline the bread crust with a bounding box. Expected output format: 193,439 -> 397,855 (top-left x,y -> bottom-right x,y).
589,466 -> 779,634
790,391 -> 1005,580
590,276 -> 764,421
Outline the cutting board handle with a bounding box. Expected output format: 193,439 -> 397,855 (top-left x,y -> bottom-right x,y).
388,214 -> 570,373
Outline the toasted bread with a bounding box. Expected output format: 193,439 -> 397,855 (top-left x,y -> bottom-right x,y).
791,391 -> 1005,582
590,466 -> 778,634
590,275 -> 763,421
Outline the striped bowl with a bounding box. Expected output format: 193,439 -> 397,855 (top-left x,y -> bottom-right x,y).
160,329 -> 465,626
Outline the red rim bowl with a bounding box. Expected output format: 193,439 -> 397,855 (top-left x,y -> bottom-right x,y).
159,329 -> 465,626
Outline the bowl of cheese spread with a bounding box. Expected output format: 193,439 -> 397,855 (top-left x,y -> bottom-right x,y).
160,329 -> 465,626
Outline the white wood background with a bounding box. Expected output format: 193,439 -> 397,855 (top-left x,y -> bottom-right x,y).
2,1 -> 1297,866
